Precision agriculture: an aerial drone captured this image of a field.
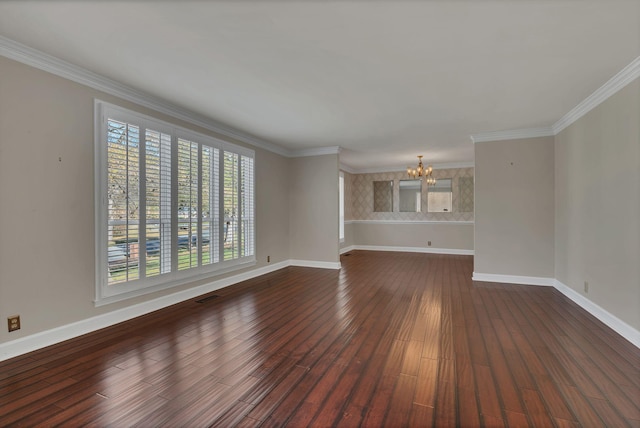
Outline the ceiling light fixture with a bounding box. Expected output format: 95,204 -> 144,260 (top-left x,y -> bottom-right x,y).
407,155 -> 436,186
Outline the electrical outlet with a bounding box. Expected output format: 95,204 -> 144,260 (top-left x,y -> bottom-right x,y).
584,281 -> 589,293
428,241 -> 431,246
267,255 -> 270,263
8,315 -> 20,332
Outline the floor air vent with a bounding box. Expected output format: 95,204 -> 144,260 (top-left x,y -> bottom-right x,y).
195,295 -> 220,303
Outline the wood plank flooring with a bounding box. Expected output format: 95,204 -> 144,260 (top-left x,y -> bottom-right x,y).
1,251 -> 639,427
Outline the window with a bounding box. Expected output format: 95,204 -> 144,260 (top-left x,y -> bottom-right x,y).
339,172 -> 345,241
95,101 -> 255,305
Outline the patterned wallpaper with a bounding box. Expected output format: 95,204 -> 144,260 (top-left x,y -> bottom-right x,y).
343,167 -> 474,221
373,180 -> 393,212
458,176 -> 474,213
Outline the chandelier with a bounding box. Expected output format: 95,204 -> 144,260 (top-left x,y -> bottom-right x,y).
407,155 -> 436,185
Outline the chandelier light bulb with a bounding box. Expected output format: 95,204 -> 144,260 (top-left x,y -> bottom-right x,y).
408,154 -> 436,185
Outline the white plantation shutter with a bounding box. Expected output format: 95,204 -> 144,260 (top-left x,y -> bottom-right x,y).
201,146 -> 220,265
144,129 -> 172,277
177,138 -> 199,271
96,101 -> 255,304
107,120 -> 140,284
223,152 -> 239,261
159,133 -> 172,274
241,155 -> 255,257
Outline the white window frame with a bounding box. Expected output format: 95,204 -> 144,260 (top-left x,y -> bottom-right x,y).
94,100 -> 255,306
339,172 -> 345,242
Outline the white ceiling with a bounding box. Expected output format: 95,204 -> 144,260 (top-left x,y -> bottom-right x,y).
1,1 -> 638,170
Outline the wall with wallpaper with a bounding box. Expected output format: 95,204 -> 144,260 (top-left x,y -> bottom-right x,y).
350,167 -> 474,221
341,167 -> 474,253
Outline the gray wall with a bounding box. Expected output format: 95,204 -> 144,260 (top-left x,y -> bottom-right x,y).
289,155 -> 340,264
474,137 -> 555,277
555,78 -> 640,331
257,150 -> 292,266
353,222 -> 473,250
0,56 -> 291,343
341,167 -> 474,252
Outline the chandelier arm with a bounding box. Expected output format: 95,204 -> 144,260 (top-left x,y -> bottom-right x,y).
407,155 -> 435,183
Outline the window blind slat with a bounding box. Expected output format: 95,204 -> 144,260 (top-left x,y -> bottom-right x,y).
99,102 -> 254,301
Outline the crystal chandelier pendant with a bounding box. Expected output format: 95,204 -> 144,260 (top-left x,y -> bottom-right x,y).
407,155 -> 436,186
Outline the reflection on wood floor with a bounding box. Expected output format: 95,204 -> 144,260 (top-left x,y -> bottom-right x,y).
1,251 -> 639,426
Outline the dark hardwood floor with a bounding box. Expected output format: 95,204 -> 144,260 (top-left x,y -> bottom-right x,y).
1,251 -> 639,427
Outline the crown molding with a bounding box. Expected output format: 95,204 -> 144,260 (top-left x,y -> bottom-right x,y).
355,165 -> 411,174
471,56 -> 640,143
5,35 -> 636,165
351,161 -> 475,174
552,56 -> 640,134
290,146 -> 341,157
0,35 -> 292,157
431,161 -> 475,170
470,127 -> 554,143
339,163 -> 358,174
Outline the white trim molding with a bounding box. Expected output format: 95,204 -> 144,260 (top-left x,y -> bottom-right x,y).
354,245 -> 474,256
553,56 -> 640,134
289,260 -> 341,270
339,164 -> 358,175
0,36 -> 292,158
3,36 -> 637,168
553,280 -> 640,349
290,146 -> 341,157
472,272 -> 555,286
470,127 -> 555,144
350,220 -> 474,225
0,258 -> 342,362
349,162 -> 475,174
470,56 -> 640,144
471,274 -> 639,348
340,245 -> 356,254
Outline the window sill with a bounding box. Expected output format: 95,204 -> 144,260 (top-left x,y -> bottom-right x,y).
95,258 -> 256,307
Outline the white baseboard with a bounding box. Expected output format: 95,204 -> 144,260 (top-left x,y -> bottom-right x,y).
353,245 -> 474,256
289,260 -> 341,270
348,220 -> 474,225
340,245 -> 356,254
4,259 -> 636,362
0,259 -> 339,362
553,280 -> 640,349
472,272 -> 555,286
471,273 -> 639,349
